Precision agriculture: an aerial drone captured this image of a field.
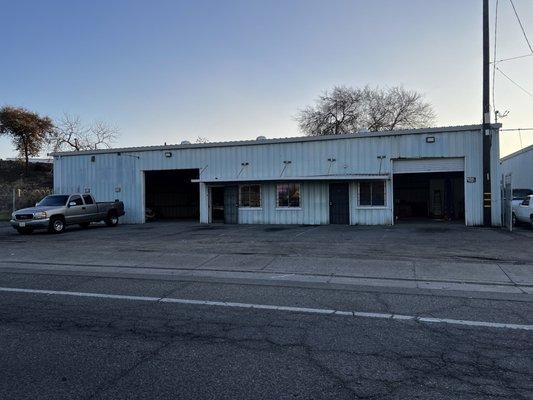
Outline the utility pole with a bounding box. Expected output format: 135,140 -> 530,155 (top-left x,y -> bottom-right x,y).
482,0 -> 492,226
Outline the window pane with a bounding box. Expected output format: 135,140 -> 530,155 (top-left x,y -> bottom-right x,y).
249,185 -> 261,207
288,184 -> 300,207
371,181 -> 385,206
70,195 -> 83,206
359,182 -> 371,206
277,184 -> 289,207
83,195 -> 94,204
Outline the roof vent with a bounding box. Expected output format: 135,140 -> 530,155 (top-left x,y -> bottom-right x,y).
181,140 -> 191,145
256,135 -> 267,141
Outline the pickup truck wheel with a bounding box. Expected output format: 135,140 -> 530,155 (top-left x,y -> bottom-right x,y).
49,217 -> 66,234
105,212 -> 119,227
79,222 -> 90,229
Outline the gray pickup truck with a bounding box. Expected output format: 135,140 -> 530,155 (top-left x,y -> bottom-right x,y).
10,194 -> 125,234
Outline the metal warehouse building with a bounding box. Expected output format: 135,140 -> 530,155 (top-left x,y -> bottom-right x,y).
501,144 -> 533,190
52,124 -> 502,226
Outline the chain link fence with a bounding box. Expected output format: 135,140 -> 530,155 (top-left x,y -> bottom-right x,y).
0,187 -> 53,220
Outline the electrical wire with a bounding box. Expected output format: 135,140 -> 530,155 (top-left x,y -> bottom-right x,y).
509,0 -> 533,54
496,66 -> 533,97
493,53 -> 533,63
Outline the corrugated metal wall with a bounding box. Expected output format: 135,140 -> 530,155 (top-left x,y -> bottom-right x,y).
501,146 -> 533,190
53,128 -> 500,226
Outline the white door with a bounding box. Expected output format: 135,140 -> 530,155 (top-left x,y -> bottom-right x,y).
393,158 -> 464,174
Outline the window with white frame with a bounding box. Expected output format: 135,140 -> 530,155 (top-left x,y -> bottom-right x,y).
358,181 -> 385,207
239,184 -> 261,208
277,183 -> 301,208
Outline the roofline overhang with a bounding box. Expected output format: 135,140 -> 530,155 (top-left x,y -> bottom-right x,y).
192,174 -> 390,183
50,124 -> 502,158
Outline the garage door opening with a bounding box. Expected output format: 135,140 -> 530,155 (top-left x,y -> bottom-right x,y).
393,172 -> 464,222
144,169 -> 199,220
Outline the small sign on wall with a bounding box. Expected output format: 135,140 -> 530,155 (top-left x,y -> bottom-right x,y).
466,177 -> 476,183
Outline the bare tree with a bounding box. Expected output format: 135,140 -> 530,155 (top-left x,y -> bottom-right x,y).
296,85 -> 435,136
48,113 -> 119,152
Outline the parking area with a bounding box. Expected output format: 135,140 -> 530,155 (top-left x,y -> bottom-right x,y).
1,220 -> 532,293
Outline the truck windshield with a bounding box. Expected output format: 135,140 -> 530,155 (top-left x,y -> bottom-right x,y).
37,195 -> 70,206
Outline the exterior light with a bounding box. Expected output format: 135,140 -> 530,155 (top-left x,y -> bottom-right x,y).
165,151 -> 172,158
426,136 -> 436,143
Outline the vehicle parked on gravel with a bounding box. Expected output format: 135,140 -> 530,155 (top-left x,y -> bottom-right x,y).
10,194 -> 125,234
513,194 -> 533,228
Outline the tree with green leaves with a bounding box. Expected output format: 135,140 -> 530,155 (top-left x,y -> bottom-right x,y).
0,106 -> 54,172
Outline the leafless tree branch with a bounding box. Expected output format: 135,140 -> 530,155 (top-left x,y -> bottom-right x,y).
296,85 -> 435,136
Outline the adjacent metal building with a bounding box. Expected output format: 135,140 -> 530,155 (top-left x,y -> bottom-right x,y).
500,144 -> 533,190
52,124 -> 502,226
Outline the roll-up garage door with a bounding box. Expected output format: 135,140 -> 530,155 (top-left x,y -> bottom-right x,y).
393,158 -> 464,174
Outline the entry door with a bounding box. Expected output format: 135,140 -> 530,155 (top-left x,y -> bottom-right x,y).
64,195 -> 86,224
224,186 -> 239,224
329,183 -> 350,224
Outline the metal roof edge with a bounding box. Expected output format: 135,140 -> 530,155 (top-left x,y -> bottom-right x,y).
50,123 -> 501,158
500,143 -> 533,162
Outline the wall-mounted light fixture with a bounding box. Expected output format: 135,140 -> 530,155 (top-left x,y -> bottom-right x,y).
164,151 -> 172,158
327,158 -> 336,162
90,156 -> 96,162
283,160 -> 292,164
241,162 -> 249,166
426,136 -> 436,143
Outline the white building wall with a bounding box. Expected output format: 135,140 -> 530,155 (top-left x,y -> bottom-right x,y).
53,126 -> 500,226
501,144 -> 533,190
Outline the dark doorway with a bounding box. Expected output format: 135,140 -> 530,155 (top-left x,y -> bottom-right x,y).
329,183 -> 350,224
211,187 -> 225,222
210,186 -> 239,224
144,169 -> 199,220
393,172 -> 464,222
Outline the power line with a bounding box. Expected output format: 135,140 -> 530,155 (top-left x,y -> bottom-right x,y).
492,53 -> 533,63
509,0 -> 533,54
501,128 -> 533,131
496,66 -> 533,97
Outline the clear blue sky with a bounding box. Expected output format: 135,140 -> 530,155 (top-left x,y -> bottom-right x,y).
1,0 -> 532,158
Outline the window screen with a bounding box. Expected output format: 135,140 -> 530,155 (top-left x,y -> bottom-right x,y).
239,185 -> 261,207
277,183 -> 300,207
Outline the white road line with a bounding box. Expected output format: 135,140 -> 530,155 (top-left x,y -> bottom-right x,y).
1,286 -> 532,331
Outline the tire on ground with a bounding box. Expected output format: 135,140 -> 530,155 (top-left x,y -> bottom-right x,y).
49,216 -> 66,234
105,211 -> 119,227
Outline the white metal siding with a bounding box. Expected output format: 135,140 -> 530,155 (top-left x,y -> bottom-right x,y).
392,158 -> 464,173
53,127 -> 498,226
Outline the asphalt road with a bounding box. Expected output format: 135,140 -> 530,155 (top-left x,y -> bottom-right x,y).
1,270 -> 532,400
